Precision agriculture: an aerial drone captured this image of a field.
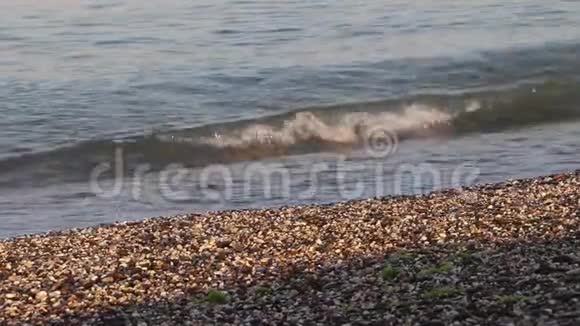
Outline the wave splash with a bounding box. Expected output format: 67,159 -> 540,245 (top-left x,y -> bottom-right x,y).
194,104 -> 454,150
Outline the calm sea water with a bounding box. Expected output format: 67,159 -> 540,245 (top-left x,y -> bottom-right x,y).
1,0 -> 580,237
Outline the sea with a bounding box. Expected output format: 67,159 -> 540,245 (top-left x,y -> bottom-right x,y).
1,0 -> 580,237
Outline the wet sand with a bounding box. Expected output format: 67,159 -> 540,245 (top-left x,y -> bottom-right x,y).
1,171 -> 580,325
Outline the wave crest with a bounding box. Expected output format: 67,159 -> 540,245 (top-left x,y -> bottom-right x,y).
196,104 -> 453,150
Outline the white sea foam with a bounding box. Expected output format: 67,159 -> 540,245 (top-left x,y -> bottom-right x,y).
198,104 -> 453,149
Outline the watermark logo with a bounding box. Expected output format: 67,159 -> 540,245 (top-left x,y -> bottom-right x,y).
364,126 -> 399,159
87,126 -> 481,205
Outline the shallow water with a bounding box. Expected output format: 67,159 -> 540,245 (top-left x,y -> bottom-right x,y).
1,0 -> 580,237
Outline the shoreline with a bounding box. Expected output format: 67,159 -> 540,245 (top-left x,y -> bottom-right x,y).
1,170 -> 580,325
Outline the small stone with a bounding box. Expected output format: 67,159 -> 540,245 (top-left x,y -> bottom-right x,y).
36,291 -> 48,302
216,238 -> 232,248
535,261 -> 560,274
5,306 -> 19,316
566,268 -> 580,275
566,268 -> 580,281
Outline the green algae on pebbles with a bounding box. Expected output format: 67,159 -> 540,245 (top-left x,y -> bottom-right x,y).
1,171 -> 580,325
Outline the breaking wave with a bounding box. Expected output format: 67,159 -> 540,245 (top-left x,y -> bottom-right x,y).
190,104 -> 453,149
0,79 -> 579,187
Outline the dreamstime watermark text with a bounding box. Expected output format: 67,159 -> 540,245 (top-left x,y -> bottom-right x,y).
89,127 -> 481,205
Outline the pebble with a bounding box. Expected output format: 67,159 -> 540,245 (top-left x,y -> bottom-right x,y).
35,291 -> 48,302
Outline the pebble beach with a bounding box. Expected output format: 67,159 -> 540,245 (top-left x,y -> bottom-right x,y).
1,171 -> 580,325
